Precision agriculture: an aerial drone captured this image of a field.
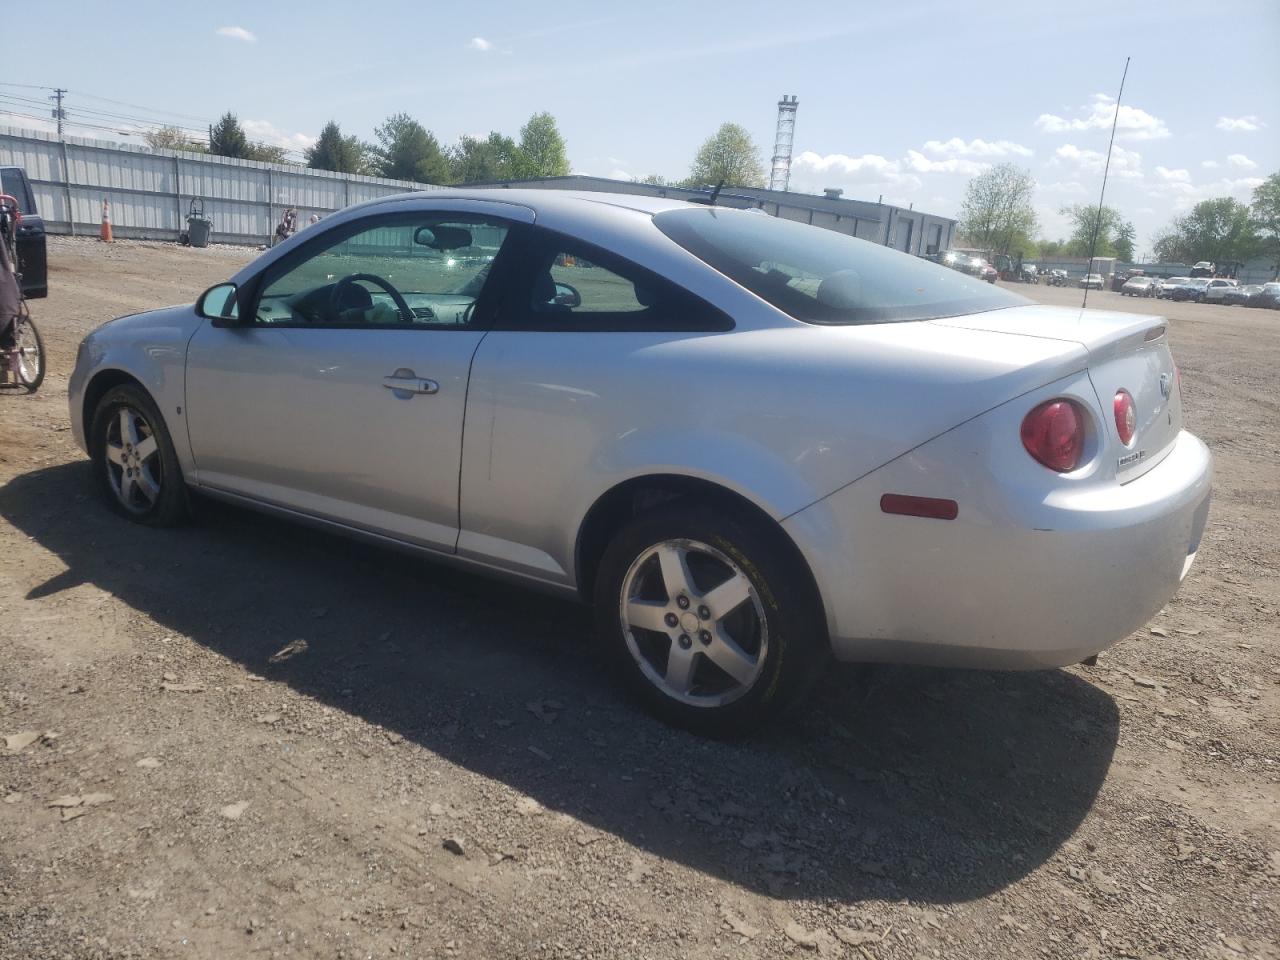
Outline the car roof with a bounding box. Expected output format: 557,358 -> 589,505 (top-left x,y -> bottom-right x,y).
373,187 -> 692,217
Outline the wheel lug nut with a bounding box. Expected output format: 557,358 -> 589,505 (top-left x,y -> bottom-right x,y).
698,606 -> 710,620
664,613 -> 678,628
677,634 -> 692,649
676,595 -> 690,610
699,630 -> 711,645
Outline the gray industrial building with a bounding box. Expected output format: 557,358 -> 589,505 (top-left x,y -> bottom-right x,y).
473,175 -> 958,257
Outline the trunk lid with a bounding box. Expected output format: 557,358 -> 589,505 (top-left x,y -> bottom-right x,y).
932,305 -> 1181,482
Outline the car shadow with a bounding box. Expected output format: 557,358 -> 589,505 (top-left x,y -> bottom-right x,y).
1,462 -> 1120,903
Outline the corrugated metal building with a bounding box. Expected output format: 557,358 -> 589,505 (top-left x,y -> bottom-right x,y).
0,126 -> 437,246
472,175 -> 958,256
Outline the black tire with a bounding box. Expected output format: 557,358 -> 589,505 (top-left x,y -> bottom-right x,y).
594,499 -> 827,736
89,384 -> 188,526
12,316 -> 44,392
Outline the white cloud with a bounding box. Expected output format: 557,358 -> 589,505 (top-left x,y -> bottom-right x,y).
1201,160 -> 1220,169
921,137 -> 1033,159
469,36 -> 493,52
1216,115 -> 1263,132
1141,174 -> 1264,211
216,26 -> 256,43
790,151 -> 922,194
243,119 -> 316,153
1040,180 -> 1088,195
1226,153 -> 1257,170
903,149 -> 989,176
1154,166 -> 1190,183
1050,143 -> 1144,180
1035,96 -> 1170,141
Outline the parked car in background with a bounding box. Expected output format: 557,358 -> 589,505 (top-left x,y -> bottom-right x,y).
65,189 -> 1213,732
1159,277 -> 1191,299
0,165 -> 48,300
1190,261 -> 1215,278
1045,269 -> 1070,287
1222,284 -> 1259,307
1121,276 -> 1156,298
1080,273 -> 1104,290
1256,282 -> 1280,309
1201,278 -> 1236,303
1171,278 -> 1211,302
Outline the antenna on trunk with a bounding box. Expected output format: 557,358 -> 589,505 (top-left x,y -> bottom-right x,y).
1082,56 -> 1130,310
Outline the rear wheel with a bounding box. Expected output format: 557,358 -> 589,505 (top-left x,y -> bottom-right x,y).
89,384 -> 188,526
4,315 -> 44,391
594,500 -> 826,735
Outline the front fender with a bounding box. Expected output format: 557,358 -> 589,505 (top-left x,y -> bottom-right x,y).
69,307 -> 204,477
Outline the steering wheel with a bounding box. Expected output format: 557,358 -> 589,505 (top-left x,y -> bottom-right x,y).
329,273 -> 414,323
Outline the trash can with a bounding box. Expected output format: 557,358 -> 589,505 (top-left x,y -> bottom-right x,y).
185,199 -> 212,248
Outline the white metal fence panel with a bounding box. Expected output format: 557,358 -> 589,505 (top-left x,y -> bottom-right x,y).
0,126 -> 440,246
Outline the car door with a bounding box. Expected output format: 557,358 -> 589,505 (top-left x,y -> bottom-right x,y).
185,205 -> 523,552
458,225 -> 734,582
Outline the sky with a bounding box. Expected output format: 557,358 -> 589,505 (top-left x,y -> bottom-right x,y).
3,0 -> 1278,256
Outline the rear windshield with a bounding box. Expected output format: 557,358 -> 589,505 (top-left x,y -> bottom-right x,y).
653,207 -> 1026,325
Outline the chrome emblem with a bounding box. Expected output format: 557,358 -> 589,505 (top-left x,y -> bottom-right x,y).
1159,373 -> 1172,399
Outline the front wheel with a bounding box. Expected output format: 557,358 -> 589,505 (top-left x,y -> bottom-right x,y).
89,384 -> 188,526
594,501 -> 826,735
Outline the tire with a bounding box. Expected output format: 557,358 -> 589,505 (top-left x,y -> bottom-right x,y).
594,499 -> 827,735
89,384 -> 188,526
9,315 -> 44,391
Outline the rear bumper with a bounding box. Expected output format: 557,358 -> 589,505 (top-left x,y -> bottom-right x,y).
785,410 -> 1212,670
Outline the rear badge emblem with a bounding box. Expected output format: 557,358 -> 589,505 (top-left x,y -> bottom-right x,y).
1119,449 -> 1147,468
1159,373 -> 1172,399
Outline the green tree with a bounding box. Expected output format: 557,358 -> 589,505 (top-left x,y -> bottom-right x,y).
638,173 -> 668,186
144,125 -> 204,152
368,113 -> 450,183
1114,221 -> 1136,262
1252,172 -> 1280,275
448,132 -> 518,183
1152,197 -> 1260,265
1059,204 -> 1136,259
306,120 -> 367,173
685,122 -> 765,188
512,112 -> 570,178
957,164 -> 1038,256
246,143 -> 289,164
208,112 -> 250,159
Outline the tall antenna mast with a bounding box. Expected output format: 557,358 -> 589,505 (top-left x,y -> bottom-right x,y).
769,95 -> 798,192
1082,57 -> 1130,309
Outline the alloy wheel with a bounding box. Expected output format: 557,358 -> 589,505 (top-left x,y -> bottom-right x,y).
104,406 -> 163,514
619,538 -> 768,707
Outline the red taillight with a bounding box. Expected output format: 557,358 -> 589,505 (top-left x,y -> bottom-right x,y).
1113,389 -> 1136,445
1021,399 -> 1085,472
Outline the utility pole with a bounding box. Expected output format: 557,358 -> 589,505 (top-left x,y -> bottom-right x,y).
51,88 -> 67,139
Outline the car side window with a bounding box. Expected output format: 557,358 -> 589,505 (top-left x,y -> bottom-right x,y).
501,228 -> 732,332
253,215 -> 510,328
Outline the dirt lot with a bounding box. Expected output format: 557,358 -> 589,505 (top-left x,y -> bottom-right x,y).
1,238 -> 1277,959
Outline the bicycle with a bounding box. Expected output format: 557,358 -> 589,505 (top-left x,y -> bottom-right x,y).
0,193 -> 44,392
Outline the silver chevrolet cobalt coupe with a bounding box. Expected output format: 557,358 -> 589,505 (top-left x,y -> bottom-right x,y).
70,190 -> 1211,733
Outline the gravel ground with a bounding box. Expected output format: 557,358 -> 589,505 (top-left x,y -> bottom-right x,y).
1,239 -> 1277,960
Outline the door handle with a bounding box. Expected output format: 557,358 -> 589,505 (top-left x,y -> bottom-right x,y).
382,374 -> 439,395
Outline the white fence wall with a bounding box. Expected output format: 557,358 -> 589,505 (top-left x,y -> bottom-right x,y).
0,127 -> 440,246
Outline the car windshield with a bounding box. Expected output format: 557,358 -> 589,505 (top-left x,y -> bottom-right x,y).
653,207 -> 1026,325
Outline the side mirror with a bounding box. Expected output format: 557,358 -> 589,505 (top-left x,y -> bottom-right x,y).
196,282 -> 240,325
553,282 -> 581,308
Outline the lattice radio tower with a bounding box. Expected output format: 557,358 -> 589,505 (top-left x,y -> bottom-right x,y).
768,95 -> 799,192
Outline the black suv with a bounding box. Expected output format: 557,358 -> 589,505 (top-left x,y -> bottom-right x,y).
0,166 -> 48,299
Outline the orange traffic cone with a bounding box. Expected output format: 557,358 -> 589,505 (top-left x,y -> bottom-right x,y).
100,198 -> 113,242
